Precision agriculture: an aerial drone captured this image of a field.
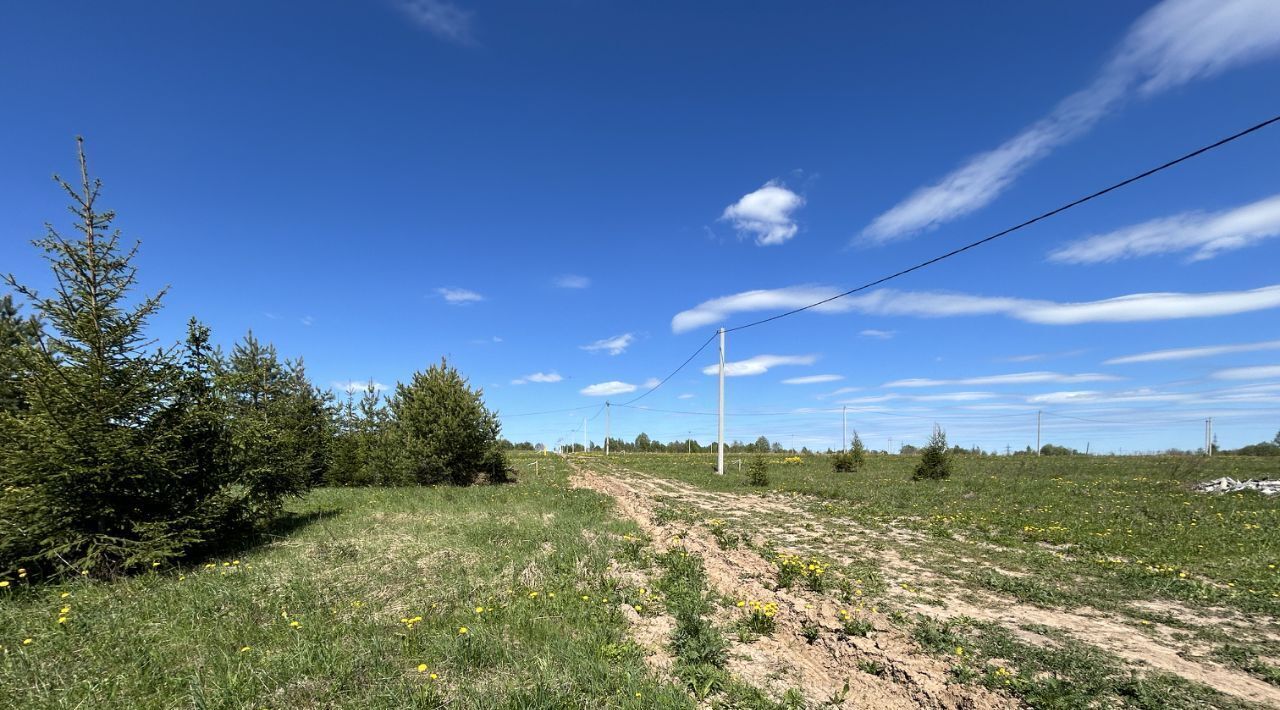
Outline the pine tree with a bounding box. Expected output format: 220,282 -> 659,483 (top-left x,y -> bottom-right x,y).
1,139 -> 185,575
747,453 -> 769,487
850,430 -> 866,471
390,358 -> 508,485
912,425 -> 952,481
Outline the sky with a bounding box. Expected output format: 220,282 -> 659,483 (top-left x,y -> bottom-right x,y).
2,0 -> 1279,454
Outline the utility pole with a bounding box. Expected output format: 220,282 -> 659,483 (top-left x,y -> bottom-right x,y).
687,431 -> 692,454
717,327 -> 726,475
1036,410 -> 1042,456
604,402 -> 610,457
583,417 -> 587,454
842,405 -> 847,453
1205,417 -> 1213,457
888,437 -> 893,454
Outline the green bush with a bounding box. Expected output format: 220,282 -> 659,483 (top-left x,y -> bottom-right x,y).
746,454 -> 769,487
912,425 -> 952,481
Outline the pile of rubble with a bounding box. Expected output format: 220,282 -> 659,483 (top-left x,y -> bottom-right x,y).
1196,477 -> 1280,496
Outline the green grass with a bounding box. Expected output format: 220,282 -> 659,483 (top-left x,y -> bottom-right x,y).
600,452 -> 1280,616
0,454 -> 692,709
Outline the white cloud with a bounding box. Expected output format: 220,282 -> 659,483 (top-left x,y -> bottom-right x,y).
675,284 -> 1280,330
782,374 -> 844,385
884,371 -> 1122,388
581,333 -> 634,356
1212,364 -> 1280,380
334,380 -> 390,394
1027,387 -> 1194,404
677,393 -> 695,400
702,354 -> 817,377
817,386 -> 863,399
437,287 -> 484,305
1027,390 -> 1101,404
395,0 -> 474,43
512,371 -> 563,385
859,329 -> 895,339
672,285 -> 853,333
720,182 -> 805,246
1106,339 -> 1280,364
912,391 -> 999,402
1050,194 -> 1280,264
554,274 -> 591,289
860,0 -> 1280,244
580,381 -> 637,396
300,315 -> 315,326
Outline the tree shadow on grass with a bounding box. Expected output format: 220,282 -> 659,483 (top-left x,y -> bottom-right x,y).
190,507 -> 345,563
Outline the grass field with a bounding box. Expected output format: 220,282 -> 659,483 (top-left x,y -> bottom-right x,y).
0,454 -> 691,709
3,451 -> 1278,708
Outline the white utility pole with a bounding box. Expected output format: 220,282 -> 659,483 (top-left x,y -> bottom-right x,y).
1205,417 -> 1213,457
604,402 -> 610,457
583,417 -> 587,454
1036,410 -> 1042,456
717,327 -> 726,475
842,405 -> 848,453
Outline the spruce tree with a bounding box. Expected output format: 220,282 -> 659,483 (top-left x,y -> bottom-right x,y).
1,139 -> 185,575
850,430 -> 866,471
913,425 -> 952,481
390,358 -> 508,485
0,294 -> 39,413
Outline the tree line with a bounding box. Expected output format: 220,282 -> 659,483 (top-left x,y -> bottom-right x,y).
0,141 -> 508,580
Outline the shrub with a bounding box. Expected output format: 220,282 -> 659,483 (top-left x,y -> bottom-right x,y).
832,452 -> 856,473
913,425 -> 952,481
390,358 -> 510,486
746,453 -> 769,487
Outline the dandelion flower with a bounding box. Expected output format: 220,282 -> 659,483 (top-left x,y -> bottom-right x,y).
240,646 -> 252,653
151,562 -> 160,568
289,621 -> 301,629
60,606 -> 70,614
60,592 -> 70,599
417,663 -> 428,673
0,581 -> 8,588
22,638 -> 32,645
57,617 -> 68,624
458,626 -> 469,635
429,673 -> 438,680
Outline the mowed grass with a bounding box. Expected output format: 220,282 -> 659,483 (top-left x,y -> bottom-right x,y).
0,454 -> 691,709
599,453 -> 1280,617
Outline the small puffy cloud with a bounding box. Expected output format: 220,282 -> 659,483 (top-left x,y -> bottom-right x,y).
581,333 -> 634,356
702,354 -> 817,377
677,393 -> 695,400
781,374 -> 843,385
641,377 -> 661,389
512,371 -> 563,385
1050,194 -> 1280,264
721,182 -> 805,246
1106,339 -> 1280,365
1212,364 -> 1280,380
580,381 -> 637,396
395,0 -> 474,44
333,380 -> 390,394
554,274 -> 591,289
859,329 -> 895,339
437,287 -> 484,305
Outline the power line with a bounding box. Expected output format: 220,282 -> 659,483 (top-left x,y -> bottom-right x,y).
724,113 -> 1280,333
618,330 -> 718,406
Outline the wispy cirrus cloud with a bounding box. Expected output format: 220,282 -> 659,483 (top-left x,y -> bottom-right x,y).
512,372 -> 563,385
859,0 -> 1280,245
1050,194 -> 1280,264
859,329 -> 895,339
782,374 -> 843,385
1212,364 -> 1280,380
884,371 -> 1122,388
701,354 -> 817,377
394,0 -> 474,44
673,284 -> 1280,331
554,274 -> 591,289
721,182 -> 805,246
580,381 -> 637,396
437,287 -> 484,305
581,333 -> 634,356
1106,339 -> 1280,365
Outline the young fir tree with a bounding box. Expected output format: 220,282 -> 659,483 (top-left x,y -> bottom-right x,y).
0,293 -> 40,413
0,139 -> 189,575
746,453 -> 770,487
850,430 -> 866,471
913,425 -> 953,481
390,358 -> 508,485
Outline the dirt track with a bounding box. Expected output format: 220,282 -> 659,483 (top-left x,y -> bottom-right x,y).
571,458 -> 1280,708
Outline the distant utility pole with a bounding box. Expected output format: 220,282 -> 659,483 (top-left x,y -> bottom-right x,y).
842,405 -> 847,453
1205,417 -> 1213,457
583,417 -> 588,454
888,437 -> 893,454
717,327 -> 726,475
604,402 -> 610,457
1036,410 -> 1042,456
687,431 -> 692,454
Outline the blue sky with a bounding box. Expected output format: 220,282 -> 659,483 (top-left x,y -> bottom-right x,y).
3,1 -> 1279,453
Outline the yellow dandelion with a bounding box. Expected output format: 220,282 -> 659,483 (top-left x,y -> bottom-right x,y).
289,621 -> 301,629
60,592 -> 70,599
429,673 -> 438,680
458,626 -> 469,635
0,581 -> 8,588
417,663 -> 428,673
240,646 -> 252,653
475,606 -> 484,614
22,638 -> 33,645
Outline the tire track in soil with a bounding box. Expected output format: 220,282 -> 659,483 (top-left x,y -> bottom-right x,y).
588,460 -> 1280,708
571,459 -> 1018,710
